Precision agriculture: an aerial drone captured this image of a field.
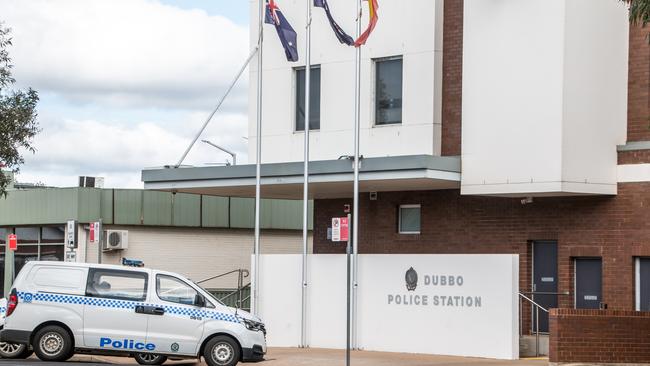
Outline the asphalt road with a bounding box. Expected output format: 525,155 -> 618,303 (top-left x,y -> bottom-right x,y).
0,362 -> 108,365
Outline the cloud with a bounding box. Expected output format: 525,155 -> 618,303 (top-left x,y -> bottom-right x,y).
16,111 -> 249,188
0,0 -> 250,110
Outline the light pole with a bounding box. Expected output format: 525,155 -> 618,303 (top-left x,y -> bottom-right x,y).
201,140 -> 237,166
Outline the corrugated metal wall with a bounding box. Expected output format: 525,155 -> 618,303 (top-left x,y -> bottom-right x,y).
0,188 -> 313,230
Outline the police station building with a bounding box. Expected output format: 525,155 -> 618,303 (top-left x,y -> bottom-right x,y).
143,0 -> 650,361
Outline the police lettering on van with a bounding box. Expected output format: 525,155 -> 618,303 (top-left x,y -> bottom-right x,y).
0,261 -> 266,366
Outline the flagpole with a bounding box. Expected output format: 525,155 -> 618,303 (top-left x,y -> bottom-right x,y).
253,0 -> 264,317
300,0 -> 312,350
351,0 -> 362,351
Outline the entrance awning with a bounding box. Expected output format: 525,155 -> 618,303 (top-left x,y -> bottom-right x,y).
142,155 -> 461,199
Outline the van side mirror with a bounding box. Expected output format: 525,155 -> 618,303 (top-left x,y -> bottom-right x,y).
194,294 -> 206,308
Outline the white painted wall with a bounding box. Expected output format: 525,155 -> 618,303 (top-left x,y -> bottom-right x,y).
248,0 -> 443,163
461,0 -> 629,196
256,254 -> 520,360
75,226 -> 308,289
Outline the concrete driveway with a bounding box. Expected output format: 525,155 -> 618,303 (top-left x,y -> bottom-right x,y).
0,348 -> 548,366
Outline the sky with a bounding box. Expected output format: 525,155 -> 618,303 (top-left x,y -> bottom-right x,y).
0,0 -> 251,188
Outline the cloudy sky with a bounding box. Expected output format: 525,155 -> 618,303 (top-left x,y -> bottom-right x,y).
0,0 -> 251,188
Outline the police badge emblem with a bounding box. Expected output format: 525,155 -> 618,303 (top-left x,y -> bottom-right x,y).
405,267 -> 418,291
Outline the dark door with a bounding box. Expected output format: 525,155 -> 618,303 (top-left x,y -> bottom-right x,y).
532,241 -> 558,333
575,258 -> 602,309
639,258 -> 650,311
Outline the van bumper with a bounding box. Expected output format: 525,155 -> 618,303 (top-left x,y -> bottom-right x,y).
0,329 -> 31,345
241,344 -> 265,362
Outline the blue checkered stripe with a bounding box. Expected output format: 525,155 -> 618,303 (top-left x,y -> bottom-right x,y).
16,292 -> 239,323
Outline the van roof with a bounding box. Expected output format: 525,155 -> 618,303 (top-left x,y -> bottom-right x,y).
22,261 -> 150,274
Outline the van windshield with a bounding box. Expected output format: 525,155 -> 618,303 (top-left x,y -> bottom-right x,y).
193,282 -> 226,306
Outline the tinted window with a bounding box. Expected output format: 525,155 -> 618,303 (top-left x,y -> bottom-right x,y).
296,66 -> 321,131
375,58 -> 403,125
157,275 -> 199,306
399,205 -> 421,234
86,269 -> 148,301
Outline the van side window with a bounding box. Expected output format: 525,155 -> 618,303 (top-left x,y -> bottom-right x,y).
157,275 -> 199,306
86,269 -> 148,302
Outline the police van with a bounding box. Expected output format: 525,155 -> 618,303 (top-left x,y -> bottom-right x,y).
0,261 -> 266,365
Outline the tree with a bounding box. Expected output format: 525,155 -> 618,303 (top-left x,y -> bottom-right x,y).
624,0 -> 650,28
0,22 -> 39,197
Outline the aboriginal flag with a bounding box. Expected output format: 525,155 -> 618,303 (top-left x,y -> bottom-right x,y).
355,0 -> 379,47
265,0 -> 299,62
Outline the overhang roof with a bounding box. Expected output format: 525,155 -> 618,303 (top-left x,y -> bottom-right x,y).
142,155 -> 461,199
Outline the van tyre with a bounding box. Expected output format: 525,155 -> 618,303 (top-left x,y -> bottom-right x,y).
32,325 -> 74,362
134,353 -> 168,365
204,336 -> 240,366
0,342 -> 32,359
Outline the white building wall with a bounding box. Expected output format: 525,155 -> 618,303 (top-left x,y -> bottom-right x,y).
80,226 -> 308,289
248,0 -> 443,163
461,0 -> 628,196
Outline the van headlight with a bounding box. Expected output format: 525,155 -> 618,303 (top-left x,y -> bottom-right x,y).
241,318 -> 266,334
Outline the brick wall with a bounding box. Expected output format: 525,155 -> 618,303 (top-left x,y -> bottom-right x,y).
441,0 -> 463,156
618,148 -> 650,164
628,23 -> 650,142
549,308 -> 650,363
314,183 -> 650,313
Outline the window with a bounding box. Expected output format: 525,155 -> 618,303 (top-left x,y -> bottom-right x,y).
399,204 -> 421,234
157,274 -> 199,306
375,57 -> 403,125
86,269 -> 148,302
295,66 -> 321,131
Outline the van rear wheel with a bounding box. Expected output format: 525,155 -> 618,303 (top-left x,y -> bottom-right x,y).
32,325 -> 74,362
134,353 -> 168,365
203,335 -> 241,366
0,342 -> 32,359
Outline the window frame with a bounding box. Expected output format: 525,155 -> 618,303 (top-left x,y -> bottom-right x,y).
398,204 -> 421,235
294,65 -> 322,133
155,274 -> 201,307
85,268 -> 149,302
373,55 -> 404,127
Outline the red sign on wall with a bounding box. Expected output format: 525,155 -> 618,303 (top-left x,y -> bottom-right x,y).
332,217 -> 350,242
8,234 -> 17,251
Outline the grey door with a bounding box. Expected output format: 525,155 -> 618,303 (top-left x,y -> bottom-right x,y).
532,241 -> 558,333
638,258 -> 650,311
575,258 -> 602,309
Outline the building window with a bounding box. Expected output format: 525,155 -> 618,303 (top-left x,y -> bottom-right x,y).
375,57 -> 403,125
295,66 -> 321,131
399,204 -> 421,234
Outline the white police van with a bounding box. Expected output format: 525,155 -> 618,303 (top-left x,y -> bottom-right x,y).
0,261 -> 266,365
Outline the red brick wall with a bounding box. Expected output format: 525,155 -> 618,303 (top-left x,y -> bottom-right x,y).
628,24 -> 650,142
441,0 -> 463,156
619,148 -> 650,164
549,309 -> 650,363
314,183 -> 650,313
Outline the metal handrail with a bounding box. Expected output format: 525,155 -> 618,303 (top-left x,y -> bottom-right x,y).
219,283 -> 251,303
196,269 -> 250,285
520,291 -> 570,296
518,292 -> 549,358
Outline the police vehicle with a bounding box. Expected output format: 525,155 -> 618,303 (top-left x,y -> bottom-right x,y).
0,261 -> 266,365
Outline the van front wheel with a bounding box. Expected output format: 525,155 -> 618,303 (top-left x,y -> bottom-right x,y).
203,336 -> 241,366
32,325 -> 74,362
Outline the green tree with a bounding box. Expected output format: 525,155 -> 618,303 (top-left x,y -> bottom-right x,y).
0,22 -> 39,197
625,0 -> 650,28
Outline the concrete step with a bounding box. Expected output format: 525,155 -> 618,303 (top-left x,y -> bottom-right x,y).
520,334 -> 549,357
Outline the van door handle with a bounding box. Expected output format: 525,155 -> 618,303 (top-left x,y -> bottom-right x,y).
135,305 -> 165,315
152,307 -> 165,316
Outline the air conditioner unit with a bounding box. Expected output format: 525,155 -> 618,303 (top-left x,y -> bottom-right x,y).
102,230 -> 128,252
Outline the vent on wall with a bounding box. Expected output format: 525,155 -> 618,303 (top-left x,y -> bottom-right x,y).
79,176 -> 105,188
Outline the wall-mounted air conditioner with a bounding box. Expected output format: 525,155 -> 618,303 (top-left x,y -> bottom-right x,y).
102,230 -> 128,252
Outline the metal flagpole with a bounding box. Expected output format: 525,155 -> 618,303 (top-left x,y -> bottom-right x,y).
300,0 -> 313,349
351,0 -> 362,351
253,0 -> 264,317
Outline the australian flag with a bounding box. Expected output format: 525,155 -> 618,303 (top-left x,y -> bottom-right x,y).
265,0 -> 299,62
314,0 -> 355,46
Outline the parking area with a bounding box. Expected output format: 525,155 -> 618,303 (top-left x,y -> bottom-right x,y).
0,348 -> 549,366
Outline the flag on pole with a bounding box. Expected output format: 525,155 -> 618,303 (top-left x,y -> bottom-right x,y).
265,0 -> 299,62
314,0 -> 355,46
354,0 -> 379,47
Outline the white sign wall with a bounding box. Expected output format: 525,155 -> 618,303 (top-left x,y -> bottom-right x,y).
255,254 -> 519,360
